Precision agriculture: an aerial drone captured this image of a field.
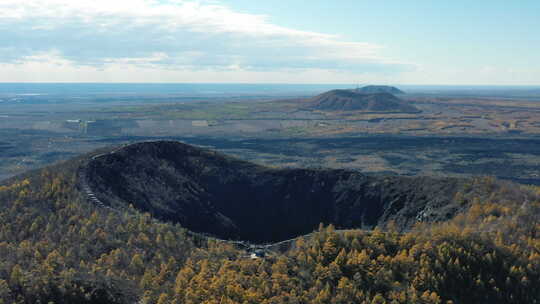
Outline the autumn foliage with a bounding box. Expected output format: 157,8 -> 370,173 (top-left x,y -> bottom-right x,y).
0,162 -> 538,303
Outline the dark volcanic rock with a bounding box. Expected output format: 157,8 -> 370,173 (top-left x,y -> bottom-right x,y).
308,90 -> 419,112
86,141 -> 467,243
357,85 -> 405,94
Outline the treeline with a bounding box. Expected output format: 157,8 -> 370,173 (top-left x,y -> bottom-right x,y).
0,162 -> 538,303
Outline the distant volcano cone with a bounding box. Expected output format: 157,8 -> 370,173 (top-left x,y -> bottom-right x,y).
308,89 -> 419,112
357,85 -> 405,94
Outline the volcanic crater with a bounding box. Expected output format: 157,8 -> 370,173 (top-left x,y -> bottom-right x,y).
84,141 -> 469,243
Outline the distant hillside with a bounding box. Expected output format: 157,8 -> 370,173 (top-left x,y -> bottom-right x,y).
357,85 -> 405,94
308,89 -> 419,112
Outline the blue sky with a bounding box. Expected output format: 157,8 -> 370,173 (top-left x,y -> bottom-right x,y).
0,0 -> 538,84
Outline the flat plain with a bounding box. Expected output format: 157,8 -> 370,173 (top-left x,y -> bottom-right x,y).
1,88 -> 539,184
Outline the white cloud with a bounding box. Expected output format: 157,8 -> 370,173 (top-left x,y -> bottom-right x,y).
0,0 -> 412,81
0,57 -> 403,83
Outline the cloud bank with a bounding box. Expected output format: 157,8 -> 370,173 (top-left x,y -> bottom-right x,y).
0,0 -> 410,81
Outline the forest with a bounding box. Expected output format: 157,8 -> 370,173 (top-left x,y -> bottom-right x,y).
0,155 -> 539,304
